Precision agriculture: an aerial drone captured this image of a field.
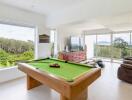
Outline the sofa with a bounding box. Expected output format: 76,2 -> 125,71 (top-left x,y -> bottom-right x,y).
118,57 -> 132,83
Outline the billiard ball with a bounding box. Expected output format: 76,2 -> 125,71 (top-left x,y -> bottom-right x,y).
50,63 -> 60,68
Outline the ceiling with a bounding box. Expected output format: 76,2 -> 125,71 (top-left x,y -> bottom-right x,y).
0,0 -> 83,15
0,0 -> 132,31
63,13 -> 132,32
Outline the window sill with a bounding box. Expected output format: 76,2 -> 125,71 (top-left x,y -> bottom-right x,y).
0,66 -> 17,71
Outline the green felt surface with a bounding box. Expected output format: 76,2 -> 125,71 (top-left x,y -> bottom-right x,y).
28,58 -> 92,82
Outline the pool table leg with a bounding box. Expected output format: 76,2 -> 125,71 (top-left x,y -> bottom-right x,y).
60,89 -> 88,100
27,75 -> 42,90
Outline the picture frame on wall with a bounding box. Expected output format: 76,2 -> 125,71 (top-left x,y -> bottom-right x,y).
39,34 -> 50,43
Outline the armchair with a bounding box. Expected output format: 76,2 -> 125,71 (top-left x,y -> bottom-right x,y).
118,57 -> 132,83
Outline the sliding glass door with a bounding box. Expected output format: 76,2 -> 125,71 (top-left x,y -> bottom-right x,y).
85,31 -> 132,62
112,33 -> 130,61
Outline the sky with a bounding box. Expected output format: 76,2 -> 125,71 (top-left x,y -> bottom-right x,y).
0,24 -> 35,41
98,33 -> 130,44
85,33 -> 131,46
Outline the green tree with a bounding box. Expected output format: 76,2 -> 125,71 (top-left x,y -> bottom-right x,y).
0,37 -> 34,67
0,37 -> 34,54
113,38 -> 128,58
18,50 -> 34,60
0,49 -> 9,66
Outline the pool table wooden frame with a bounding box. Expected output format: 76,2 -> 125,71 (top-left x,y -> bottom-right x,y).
18,62 -> 101,100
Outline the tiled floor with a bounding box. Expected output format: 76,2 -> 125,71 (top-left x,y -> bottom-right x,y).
0,62 -> 132,100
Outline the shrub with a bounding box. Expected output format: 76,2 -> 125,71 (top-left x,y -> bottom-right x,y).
0,49 -> 9,66
0,49 -> 34,67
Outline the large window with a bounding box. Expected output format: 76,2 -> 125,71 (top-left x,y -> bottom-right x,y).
112,33 -> 130,60
0,24 -> 35,68
85,32 -> 132,62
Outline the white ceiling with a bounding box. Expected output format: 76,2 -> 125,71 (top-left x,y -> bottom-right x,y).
0,0 -> 83,15
64,13 -> 132,32
0,0 -> 132,31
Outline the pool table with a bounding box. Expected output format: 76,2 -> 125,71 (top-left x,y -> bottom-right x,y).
18,58 -> 101,100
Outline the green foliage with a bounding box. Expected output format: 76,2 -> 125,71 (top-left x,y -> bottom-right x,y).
0,49 -> 34,67
95,45 -> 111,58
17,50 -> 34,60
0,38 -> 34,68
0,49 -> 9,66
95,45 -> 132,59
93,38 -> 132,59
0,37 -> 34,54
113,38 -> 128,49
113,38 -> 129,58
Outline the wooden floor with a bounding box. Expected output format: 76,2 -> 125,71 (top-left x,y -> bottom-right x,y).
0,62 -> 132,100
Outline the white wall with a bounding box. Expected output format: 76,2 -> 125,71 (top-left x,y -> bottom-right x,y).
0,67 -> 25,83
85,35 -> 95,58
37,43 -> 52,59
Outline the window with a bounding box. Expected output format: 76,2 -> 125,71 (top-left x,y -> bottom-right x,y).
85,31 -> 132,62
113,32 -> 131,60
0,24 -> 35,68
